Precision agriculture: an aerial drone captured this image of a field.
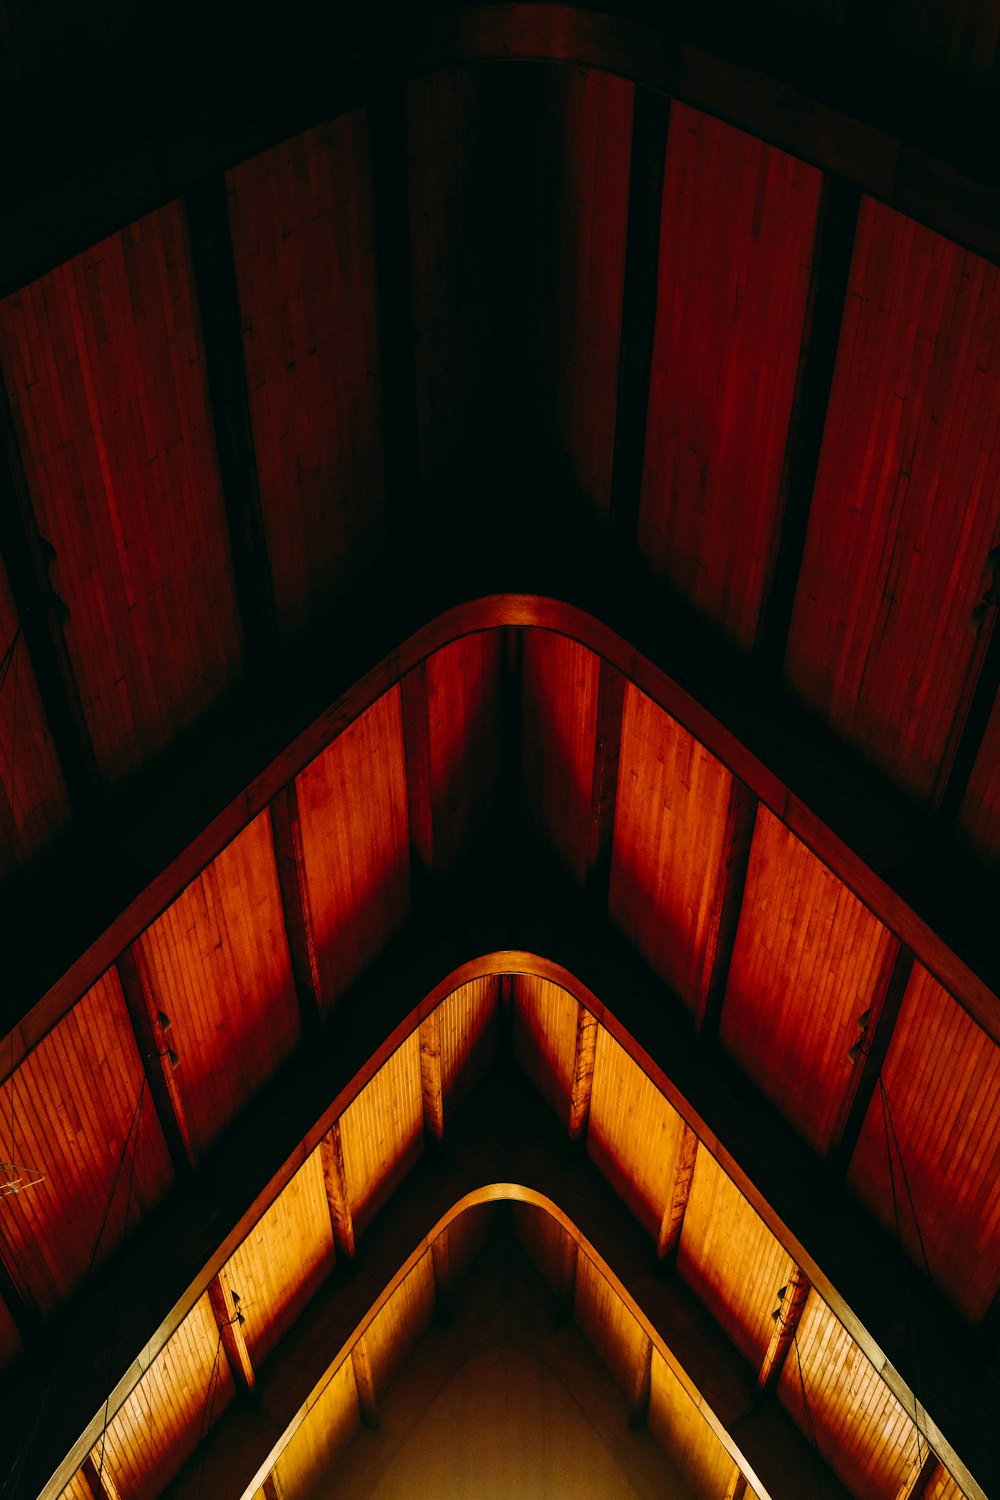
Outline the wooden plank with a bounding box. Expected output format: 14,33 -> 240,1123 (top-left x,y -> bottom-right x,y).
418,1008 -> 444,1143
898,1454 -> 943,1500
269,785 -> 323,1037
351,1338 -> 379,1429
320,1122 -> 355,1264
568,1003 -> 599,1143
400,662 -> 433,885
261,1475 -> 280,1500
430,1230 -> 452,1321
724,1472 -> 748,1500
832,945 -> 915,1173
629,1334 -> 654,1429
80,1456 -> 122,1500
207,1271 -> 256,1396
696,781 -> 758,1039
586,660 -> 626,900
758,1265 -> 811,1393
116,946 -> 198,1177
656,1124 -> 699,1260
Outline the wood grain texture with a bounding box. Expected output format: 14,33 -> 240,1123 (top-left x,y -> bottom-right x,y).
437,974 -> 499,1116
638,104 -> 822,650
0,969 -> 172,1317
778,1290 -> 923,1500
422,631 -> 501,873
648,1346 -> 741,1500
512,1200 -> 578,1300
521,629 -> 600,883
513,972 -> 583,1128
135,811 -> 300,1155
0,201 -> 245,789
848,964 -> 1000,1322
587,1025 -> 688,1240
959,690 -> 1000,867
296,687 -> 410,1008
270,1356 -> 360,1500
227,114 -> 387,643
609,684 -> 733,1011
573,1249 -> 648,1400
364,1250 -> 435,1400
720,808 -> 898,1155
786,197 -> 1000,805
532,65 -> 633,515
339,1032 -> 423,1236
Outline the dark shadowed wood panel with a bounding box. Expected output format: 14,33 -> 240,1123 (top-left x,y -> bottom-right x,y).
521,630 -> 600,883
437,975 -> 498,1115
339,1034 -> 422,1237
778,1291 -> 923,1500
90,1292 -> 235,1500
0,563 -> 69,886
0,971 -> 172,1317
648,1348 -> 740,1500
513,972 -> 580,1127
959,692 -> 1000,867
719,808 -> 898,1155
887,0 -> 1000,83
638,104 -> 822,651
677,1146 -> 796,1371
423,632 -> 501,873
925,1466 -> 967,1500
0,1298 -> 21,1375
270,1357 -> 359,1500
0,203 -> 244,788
786,198 -> 1000,804
407,66 -> 491,487
848,964 -> 1000,1322
227,114 -> 387,643
296,688 -> 410,1008
512,1200 -> 577,1301
609,684 -> 733,1011
135,812 -> 300,1155
588,1026 -> 687,1240
364,1251 -> 436,1399
222,1151 -> 335,1370
573,1251 -> 647,1399
533,66 -> 633,515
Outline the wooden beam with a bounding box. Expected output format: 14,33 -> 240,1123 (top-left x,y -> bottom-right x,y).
351,1337 -> 379,1429
755,176 -> 861,671
609,85 -> 670,545
400,662 -> 434,886
657,1124 -> 699,1260
81,1454 -> 123,1500
568,1003 -> 599,1143
723,1470 -> 748,1500
628,1334 -> 654,1429
696,781 -> 758,1040
896,1453 -> 942,1500
207,1270 -> 256,1397
261,1475 -> 281,1500
832,944 -> 915,1175
555,1227 -> 579,1324
758,1265 -> 811,1393
430,1227 -> 453,1322
586,661 -> 626,901
419,1007 -> 445,1143
185,175 -> 278,667
936,635 -> 1000,825
115,947 -> 198,1177
320,1120 -> 356,1264
269,787 -> 323,1037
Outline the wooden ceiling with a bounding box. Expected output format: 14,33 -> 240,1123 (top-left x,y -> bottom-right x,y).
0,4 -> 997,1500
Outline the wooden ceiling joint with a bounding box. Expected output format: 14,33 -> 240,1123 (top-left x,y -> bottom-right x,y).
832,943 -> 915,1176
585,658 -> 626,901
269,785 -> 324,1039
207,1270 -> 256,1397
350,1337 -> 379,1430
656,1123 -> 699,1262
418,1007 -> 445,1144
567,1002 -> 599,1143
115,946 -> 198,1179
758,1264 -> 811,1393
320,1119 -> 356,1265
696,779 -> 758,1041
80,1453 -> 123,1500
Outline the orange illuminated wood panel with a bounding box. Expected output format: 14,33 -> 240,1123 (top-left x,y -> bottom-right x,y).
925,1466 -> 967,1500
777,1291 -> 922,1500
221,1151 -> 335,1369
135,811 -> 300,1155
786,198 -> 1000,804
720,808 -> 897,1155
0,560 -> 69,887
521,630 -> 600,883
638,104 -> 822,650
533,66 -> 632,516
0,971 -> 172,1317
512,1201 -> 576,1297
587,1026 -> 688,1240
91,1292 -> 235,1500
677,1147 -> 796,1371
609,684 -> 733,1011
364,1251 -> 435,1399
648,1348 -> 740,1500
513,973 -> 580,1127
407,66 -> 491,486
0,202 -> 244,788
227,115 -> 388,643
271,1357 -> 360,1500
296,688 -> 410,1008
437,975 -> 499,1114
959,692 -> 1000,867
573,1251 -> 647,1399
423,631 -> 501,872
339,1033 -> 422,1236
57,1475 -> 93,1500
848,965 -> 1000,1321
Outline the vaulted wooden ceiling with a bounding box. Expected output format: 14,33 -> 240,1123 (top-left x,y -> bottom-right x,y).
0,5 -> 998,1500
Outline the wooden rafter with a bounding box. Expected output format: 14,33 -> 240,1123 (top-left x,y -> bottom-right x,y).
320,1120 -> 356,1264
351,1337 -> 379,1429
115,946 -> 198,1177
555,1227 -> 579,1323
657,1124 -> 699,1260
897,1453 -> 942,1500
758,1265 -> 811,1393
419,1007 -> 445,1143
833,944 -> 915,1174
80,1454 -> 123,1500
628,1334 -> 654,1429
586,660 -> 626,900
269,785 -> 323,1037
723,1469 -> 748,1500
696,781 -> 758,1039
568,1003 -> 599,1142
431,1226 -> 453,1321
207,1270 -> 256,1397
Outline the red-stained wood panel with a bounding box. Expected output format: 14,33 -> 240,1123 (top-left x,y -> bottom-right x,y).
532,66 -> 633,516
786,198 -> 1000,804
609,684 -> 733,1011
135,811 -> 300,1156
720,808 -> 898,1155
227,114 -> 388,643
0,970 -> 173,1317
638,104 -> 822,650
959,690 -> 1000,868
521,629 -> 600,884
0,558 -> 70,886
848,964 -> 1000,1322
423,631 -> 501,873
407,65 -> 491,487
296,688 -> 410,1008
778,1291 -> 922,1500
0,202 -> 244,789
